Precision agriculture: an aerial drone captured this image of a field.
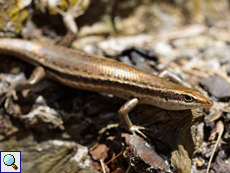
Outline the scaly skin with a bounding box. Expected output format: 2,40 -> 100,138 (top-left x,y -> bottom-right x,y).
0,39 -> 213,110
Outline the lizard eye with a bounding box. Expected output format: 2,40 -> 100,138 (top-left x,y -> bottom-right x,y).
183,95 -> 193,102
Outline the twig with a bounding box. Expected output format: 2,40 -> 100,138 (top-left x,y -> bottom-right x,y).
159,58 -> 209,78
206,120 -> 224,173
100,159 -> 106,173
180,59 -> 230,85
125,165 -> 131,173
105,152 -> 123,165
97,152 -> 123,172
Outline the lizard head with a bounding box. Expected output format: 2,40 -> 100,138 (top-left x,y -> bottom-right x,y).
160,86 -> 213,110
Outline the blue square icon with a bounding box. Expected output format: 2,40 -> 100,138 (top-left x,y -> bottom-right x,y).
0,151 -> 21,173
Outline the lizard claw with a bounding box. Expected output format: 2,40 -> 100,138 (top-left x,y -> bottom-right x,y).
0,88 -> 17,108
129,125 -> 147,138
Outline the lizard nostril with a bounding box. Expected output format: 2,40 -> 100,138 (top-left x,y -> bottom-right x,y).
205,100 -> 213,106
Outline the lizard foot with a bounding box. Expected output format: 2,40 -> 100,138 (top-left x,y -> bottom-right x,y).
0,86 -> 17,108
129,125 -> 146,138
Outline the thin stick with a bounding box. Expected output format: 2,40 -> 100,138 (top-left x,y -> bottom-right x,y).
125,165 -> 131,173
105,152 -> 123,165
100,159 -> 106,173
206,121 -> 224,173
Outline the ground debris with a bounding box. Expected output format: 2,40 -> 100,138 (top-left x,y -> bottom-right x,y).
211,150 -> 230,173
122,133 -> 171,173
1,1 -> 230,172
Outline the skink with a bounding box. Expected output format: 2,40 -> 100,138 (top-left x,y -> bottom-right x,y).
0,39 -> 213,133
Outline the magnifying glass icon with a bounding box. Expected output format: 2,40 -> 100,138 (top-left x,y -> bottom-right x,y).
3,154 -> 18,170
